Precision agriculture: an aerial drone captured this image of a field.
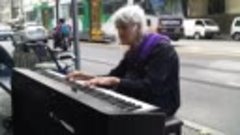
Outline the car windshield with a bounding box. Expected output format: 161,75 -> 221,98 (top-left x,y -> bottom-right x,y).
24,23 -> 39,27
149,0 -> 184,16
204,20 -> 217,26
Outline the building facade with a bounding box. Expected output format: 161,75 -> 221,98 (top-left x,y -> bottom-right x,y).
187,0 -> 240,17
22,0 -> 84,30
23,0 -> 56,29
0,0 -> 11,22
21,0 -> 240,33
187,0 -> 240,33
225,0 -> 240,14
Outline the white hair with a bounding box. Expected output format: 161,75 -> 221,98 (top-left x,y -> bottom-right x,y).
113,5 -> 147,34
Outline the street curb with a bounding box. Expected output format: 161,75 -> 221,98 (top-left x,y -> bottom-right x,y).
80,57 -> 240,90
181,76 -> 240,91
182,120 -> 225,135
181,62 -> 240,74
176,47 -> 240,58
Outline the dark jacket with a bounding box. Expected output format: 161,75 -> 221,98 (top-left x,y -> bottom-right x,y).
109,34 -> 180,116
0,46 -> 14,68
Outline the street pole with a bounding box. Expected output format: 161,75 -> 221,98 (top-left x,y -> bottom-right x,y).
11,0 -> 15,18
72,0 -> 81,70
56,0 -> 59,24
20,0 -> 24,21
182,0 -> 188,17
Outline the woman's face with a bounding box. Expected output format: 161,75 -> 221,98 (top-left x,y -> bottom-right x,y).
116,22 -> 140,46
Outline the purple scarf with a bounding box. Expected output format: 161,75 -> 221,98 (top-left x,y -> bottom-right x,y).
139,33 -> 170,60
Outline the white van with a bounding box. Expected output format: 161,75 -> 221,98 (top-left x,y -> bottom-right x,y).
183,18 -> 220,39
230,17 -> 240,41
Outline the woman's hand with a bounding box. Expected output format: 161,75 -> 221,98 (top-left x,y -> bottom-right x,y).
66,71 -> 94,81
85,77 -> 120,87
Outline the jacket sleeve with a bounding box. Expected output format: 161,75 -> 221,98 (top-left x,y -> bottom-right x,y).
115,44 -> 179,96
108,55 -> 128,78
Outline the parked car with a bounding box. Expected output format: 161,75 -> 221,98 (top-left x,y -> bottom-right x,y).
14,22 -> 48,44
0,24 -> 14,58
183,18 -> 220,39
0,34 -> 15,72
157,17 -> 184,41
0,24 -> 14,37
230,17 -> 240,41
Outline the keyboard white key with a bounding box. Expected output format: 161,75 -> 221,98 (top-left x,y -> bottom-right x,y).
43,70 -> 159,113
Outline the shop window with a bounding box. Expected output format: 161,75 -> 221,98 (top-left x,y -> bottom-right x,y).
78,3 -> 84,16
26,10 -> 38,21
102,0 -> 127,15
208,0 -> 225,15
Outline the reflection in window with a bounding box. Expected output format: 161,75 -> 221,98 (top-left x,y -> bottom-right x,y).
48,8 -> 54,19
141,0 -> 155,15
102,0 -> 127,15
134,0 -> 184,16
61,4 -> 70,19
205,20 -> 217,26
235,21 -> 240,27
208,0 -> 225,15
149,0 -> 183,16
26,10 -> 38,22
78,3 -> 84,16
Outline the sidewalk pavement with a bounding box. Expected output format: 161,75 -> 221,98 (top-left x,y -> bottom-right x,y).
0,85 -> 11,135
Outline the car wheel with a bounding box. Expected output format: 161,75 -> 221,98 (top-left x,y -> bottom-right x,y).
43,39 -> 48,44
194,33 -> 201,40
171,37 -> 179,41
233,33 -> 240,41
206,35 -> 213,39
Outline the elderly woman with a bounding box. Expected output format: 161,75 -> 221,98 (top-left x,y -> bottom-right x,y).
67,5 -> 180,116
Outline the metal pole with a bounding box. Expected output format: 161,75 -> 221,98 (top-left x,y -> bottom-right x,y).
72,0 -> 81,70
56,0 -> 59,24
11,0 -> 15,18
182,0 -> 188,17
21,0 -> 24,21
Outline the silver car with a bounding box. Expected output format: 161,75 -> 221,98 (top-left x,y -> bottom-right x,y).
0,24 -> 14,57
15,22 -> 48,44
